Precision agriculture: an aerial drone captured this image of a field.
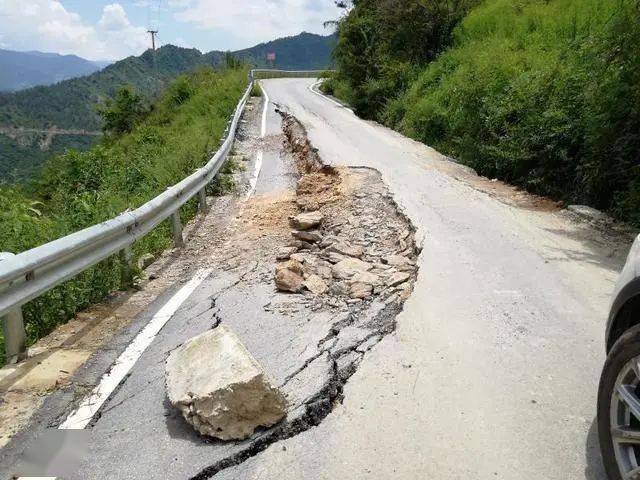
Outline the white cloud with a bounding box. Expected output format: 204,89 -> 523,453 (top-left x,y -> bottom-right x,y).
99,4 -> 131,31
175,0 -> 338,47
0,0 -> 149,60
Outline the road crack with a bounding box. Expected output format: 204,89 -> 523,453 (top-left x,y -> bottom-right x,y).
186,111 -> 418,479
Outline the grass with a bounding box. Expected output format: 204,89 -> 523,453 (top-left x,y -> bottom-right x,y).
0,67 -> 248,362
335,0 -> 640,225
250,83 -> 262,97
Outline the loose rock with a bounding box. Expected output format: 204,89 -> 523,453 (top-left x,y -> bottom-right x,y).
303,274 -> 329,295
292,230 -> 322,243
137,253 -> 155,270
350,282 -> 373,299
289,212 -> 324,230
328,242 -> 365,259
165,326 -> 287,441
276,247 -> 298,261
387,271 -> 411,287
332,258 -> 373,280
351,271 -> 380,286
275,260 -> 305,292
383,254 -> 414,268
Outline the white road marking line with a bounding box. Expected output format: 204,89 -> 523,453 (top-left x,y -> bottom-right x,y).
246,82 -> 269,199
246,151 -> 263,199
260,84 -> 269,137
308,79 -> 351,109
58,268 -> 213,430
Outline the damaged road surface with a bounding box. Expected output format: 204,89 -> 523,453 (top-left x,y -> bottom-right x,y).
2,77 -> 628,480
209,79 -> 630,480
0,85 -> 418,479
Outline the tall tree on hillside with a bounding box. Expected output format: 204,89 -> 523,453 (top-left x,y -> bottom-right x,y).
97,86 -> 147,136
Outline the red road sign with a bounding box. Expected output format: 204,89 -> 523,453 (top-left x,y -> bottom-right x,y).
266,52 -> 276,61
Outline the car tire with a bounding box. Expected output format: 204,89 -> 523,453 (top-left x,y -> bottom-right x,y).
598,323 -> 640,480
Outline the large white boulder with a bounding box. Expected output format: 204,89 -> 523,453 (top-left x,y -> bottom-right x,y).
165,326 -> 287,441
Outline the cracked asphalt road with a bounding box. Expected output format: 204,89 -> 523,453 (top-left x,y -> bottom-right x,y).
0,85 -> 417,480
210,79 -> 635,479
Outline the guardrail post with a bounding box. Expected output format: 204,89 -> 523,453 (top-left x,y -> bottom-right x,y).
0,252 -> 27,364
120,245 -> 134,285
198,188 -> 209,214
171,212 -> 184,248
2,308 -> 26,364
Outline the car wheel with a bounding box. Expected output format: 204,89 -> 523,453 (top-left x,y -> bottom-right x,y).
599,323 -> 640,480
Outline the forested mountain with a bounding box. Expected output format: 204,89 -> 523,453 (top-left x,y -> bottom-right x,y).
0,49 -> 106,92
0,45 -> 217,182
0,45 -> 216,131
232,32 -> 336,70
0,32 -> 335,182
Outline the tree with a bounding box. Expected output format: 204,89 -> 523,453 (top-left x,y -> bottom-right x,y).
97,86 -> 147,135
224,51 -> 242,70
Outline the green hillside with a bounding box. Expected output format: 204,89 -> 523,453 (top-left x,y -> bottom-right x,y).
329,0 -> 640,225
0,32 -> 334,181
0,67 -> 247,359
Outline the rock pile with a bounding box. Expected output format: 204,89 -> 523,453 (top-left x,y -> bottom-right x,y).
274,169 -> 417,308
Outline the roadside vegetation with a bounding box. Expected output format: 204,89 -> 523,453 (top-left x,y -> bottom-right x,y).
0,66 -> 247,360
330,0 -> 640,225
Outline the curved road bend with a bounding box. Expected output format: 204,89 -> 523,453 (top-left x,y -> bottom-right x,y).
217,78 -> 629,479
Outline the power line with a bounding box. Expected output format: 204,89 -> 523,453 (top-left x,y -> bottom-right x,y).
146,0 -> 162,50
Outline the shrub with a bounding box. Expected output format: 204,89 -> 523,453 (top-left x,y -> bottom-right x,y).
250,83 -> 262,97
332,0 -> 479,120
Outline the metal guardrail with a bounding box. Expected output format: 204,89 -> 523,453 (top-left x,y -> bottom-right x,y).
0,69 -> 327,363
252,69 -> 332,79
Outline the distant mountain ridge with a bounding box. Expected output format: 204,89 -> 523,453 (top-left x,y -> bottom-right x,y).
0,32 -> 335,181
0,49 -> 107,92
232,32 -> 336,70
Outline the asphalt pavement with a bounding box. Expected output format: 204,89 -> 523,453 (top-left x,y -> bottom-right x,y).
214,78 -> 629,479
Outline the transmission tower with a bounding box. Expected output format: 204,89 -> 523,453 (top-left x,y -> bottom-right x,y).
147,30 -> 158,51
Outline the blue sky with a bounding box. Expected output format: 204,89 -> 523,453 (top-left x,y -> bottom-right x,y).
0,0 -> 340,60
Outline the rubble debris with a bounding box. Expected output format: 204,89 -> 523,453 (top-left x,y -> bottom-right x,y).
270,112 -> 419,323
165,326 -> 287,441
